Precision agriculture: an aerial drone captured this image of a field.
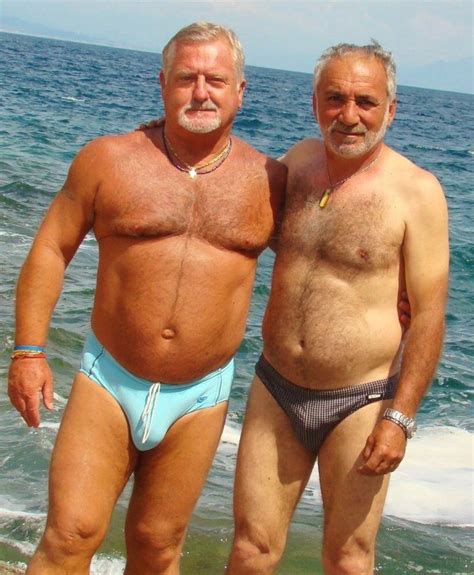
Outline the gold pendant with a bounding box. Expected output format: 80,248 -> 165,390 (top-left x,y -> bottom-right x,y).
189,168 -> 197,179
319,189 -> 331,209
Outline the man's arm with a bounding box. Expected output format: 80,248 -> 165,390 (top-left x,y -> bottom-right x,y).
359,171 -> 449,475
8,140 -> 101,427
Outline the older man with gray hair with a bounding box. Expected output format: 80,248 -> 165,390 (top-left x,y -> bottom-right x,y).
8,22 -> 286,574
228,41 -> 448,574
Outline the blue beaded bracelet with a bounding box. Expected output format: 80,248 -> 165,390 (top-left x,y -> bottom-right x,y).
13,344 -> 45,352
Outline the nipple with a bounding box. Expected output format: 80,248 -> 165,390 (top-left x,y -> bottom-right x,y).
162,328 -> 176,340
357,248 -> 369,261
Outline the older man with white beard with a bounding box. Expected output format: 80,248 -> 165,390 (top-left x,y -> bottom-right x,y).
8,22 -> 286,575
229,42 -> 449,574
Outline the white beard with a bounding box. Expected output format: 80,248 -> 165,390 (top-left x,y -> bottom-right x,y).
324,106 -> 390,158
177,103 -> 222,134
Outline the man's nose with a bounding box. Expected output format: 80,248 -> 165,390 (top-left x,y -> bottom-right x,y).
339,100 -> 359,126
192,76 -> 209,102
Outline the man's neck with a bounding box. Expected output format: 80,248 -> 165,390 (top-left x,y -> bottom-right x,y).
164,121 -> 233,165
325,141 -> 385,183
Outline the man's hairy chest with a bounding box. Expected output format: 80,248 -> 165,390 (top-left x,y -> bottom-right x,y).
280,170 -> 404,274
93,169 -> 276,254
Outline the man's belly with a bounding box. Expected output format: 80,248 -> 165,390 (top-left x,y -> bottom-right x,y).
262,282 -> 403,389
90,237 -> 256,382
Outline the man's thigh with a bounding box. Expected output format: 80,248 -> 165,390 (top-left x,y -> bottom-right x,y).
233,376 -> 316,540
125,400 -> 228,540
318,399 -> 392,551
47,372 -> 137,530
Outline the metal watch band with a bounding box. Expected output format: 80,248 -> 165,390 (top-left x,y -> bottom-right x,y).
383,414 -> 410,437
383,408 -> 417,438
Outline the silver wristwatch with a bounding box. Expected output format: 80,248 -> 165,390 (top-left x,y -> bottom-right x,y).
383,408 -> 417,439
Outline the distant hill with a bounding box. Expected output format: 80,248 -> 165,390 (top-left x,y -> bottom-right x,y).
0,15 -> 148,52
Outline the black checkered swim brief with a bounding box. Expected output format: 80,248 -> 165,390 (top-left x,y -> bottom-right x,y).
255,354 -> 398,454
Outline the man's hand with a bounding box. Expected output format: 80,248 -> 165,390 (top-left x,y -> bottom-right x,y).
357,418 -> 407,476
8,359 -> 54,427
135,117 -> 165,131
398,290 -> 411,334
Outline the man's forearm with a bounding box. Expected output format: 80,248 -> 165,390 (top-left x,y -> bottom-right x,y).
15,245 -> 67,345
392,311 -> 445,418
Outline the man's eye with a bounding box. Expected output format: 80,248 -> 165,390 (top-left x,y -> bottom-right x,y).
328,95 -> 343,102
357,99 -> 377,109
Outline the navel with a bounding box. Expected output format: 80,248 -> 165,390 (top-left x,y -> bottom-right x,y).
161,328 -> 176,340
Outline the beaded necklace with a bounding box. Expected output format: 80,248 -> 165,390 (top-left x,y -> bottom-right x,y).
162,129 -> 232,179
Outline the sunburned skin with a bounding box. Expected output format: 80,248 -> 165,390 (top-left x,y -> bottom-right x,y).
60,129 -> 286,383
263,139 -> 411,389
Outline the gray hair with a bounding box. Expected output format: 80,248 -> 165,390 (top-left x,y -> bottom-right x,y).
162,21 -> 245,82
313,40 -> 397,100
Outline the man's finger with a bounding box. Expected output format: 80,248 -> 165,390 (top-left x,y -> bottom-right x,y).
23,395 -> 41,428
362,434 -> 375,459
43,379 -> 54,410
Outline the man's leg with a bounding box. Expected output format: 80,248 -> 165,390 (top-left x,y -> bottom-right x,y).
27,373 -> 137,574
124,401 -> 228,575
318,400 -> 392,575
228,376 -> 316,574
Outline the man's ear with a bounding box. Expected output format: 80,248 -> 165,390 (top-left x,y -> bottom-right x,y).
387,98 -> 397,127
237,79 -> 247,108
312,91 -> 319,123
159,70 -> 166,92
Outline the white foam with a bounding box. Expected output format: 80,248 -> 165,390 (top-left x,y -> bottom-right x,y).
91,556 -> 126,574
38,421 -> 60,431
0,508 -> 44,521
220,424 -> 241,452
305,425 -> 473,525
384,426 -> 473,525
61,96 -> 86,103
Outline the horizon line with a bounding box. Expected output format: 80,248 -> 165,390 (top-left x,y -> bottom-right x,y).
1,29 -> 472,97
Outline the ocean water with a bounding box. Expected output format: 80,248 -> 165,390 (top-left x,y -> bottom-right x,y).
0,32 -> 473,574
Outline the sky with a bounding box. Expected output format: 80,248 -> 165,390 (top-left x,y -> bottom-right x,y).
1,0 -> 473,93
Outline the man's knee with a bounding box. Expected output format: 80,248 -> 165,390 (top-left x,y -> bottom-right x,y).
40,515 -> 106,561
322,535 -> 374,575
230,520 -> 285,573
125,519 -> 186,571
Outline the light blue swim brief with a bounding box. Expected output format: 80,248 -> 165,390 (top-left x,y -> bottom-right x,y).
79,332 -> 234,451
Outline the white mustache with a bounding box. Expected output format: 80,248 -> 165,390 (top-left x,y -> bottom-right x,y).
184,102 -> 218,112
329,121 -> 367,135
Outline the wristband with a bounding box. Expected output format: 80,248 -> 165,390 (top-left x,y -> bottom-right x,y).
11,351 -> 47,360
14,345 -> 45,352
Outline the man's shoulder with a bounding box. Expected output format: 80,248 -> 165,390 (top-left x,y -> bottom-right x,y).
81,130 -> 147,156
385,146 -> 445,208
232,136 -> 286,173
67,131 -> 148,182
279,138 -> 321,166
231,135 -> 268,159
386,146 -> 443,191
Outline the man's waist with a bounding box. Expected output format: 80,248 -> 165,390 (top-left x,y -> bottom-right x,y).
83,330 -> 235,385
262,342 -> 401,391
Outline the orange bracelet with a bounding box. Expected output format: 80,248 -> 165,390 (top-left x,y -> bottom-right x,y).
10,351 -> 47,360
